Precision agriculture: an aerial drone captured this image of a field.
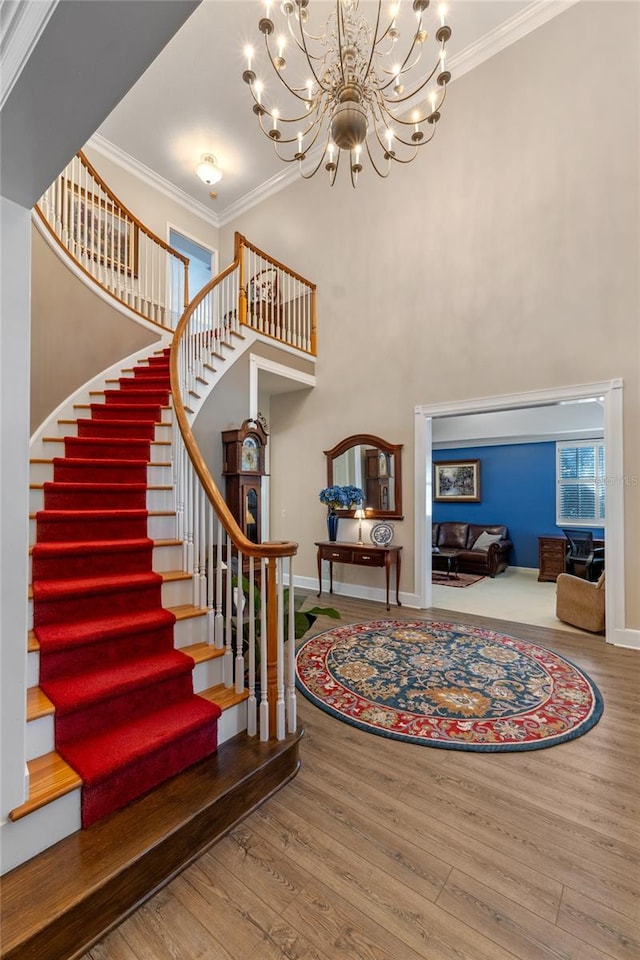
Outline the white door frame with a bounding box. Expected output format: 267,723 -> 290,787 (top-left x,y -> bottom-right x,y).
414,379 -> 630,646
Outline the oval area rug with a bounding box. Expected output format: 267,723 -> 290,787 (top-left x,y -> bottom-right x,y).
295,620 -> 603,751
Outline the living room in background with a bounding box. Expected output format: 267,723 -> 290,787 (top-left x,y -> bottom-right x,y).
414,382 -> 626,645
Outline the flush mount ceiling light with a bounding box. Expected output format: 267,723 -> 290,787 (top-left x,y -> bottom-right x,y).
196,154 -> 223,185
242,0 -> 452,187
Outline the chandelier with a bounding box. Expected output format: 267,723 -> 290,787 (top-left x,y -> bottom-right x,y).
242,0 -> 452,187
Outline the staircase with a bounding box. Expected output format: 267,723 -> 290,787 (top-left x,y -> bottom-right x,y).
17,347 -> 245,833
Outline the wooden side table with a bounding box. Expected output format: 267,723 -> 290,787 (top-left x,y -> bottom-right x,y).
315,541 -> 402,611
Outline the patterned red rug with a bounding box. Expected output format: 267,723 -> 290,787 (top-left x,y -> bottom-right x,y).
296,620 -> 603,751
432,571 -> 484,587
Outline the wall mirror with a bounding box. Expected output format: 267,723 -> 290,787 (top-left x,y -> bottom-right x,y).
324,434 -> 403,519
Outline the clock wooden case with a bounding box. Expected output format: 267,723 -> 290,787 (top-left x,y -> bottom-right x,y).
222,419 -> 268,543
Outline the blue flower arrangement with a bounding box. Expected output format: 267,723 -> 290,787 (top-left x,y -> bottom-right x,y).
319,484 -> 364,513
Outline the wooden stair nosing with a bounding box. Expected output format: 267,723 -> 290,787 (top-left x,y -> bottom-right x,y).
1,730 -> 302,960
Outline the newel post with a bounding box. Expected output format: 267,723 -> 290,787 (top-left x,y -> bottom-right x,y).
266,557 -> 278,738
238,235 -> 247,328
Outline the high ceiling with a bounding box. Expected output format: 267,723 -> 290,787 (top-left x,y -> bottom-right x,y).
95,0 -> 571,224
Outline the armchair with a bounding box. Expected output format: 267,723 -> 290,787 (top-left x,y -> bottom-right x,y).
556,571 -> 606,633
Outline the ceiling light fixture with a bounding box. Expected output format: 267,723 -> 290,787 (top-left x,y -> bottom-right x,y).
196,154 -> 223,185
243,0 -> 452,187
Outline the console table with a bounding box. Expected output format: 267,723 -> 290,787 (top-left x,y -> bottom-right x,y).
315,541 -> 402,611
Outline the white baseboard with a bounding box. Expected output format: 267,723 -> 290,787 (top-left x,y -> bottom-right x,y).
293,574 -> 420,611
611,626 -> 640,650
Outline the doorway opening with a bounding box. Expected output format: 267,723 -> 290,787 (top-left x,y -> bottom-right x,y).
168,228 -> 217,319
414,380 -> 625,644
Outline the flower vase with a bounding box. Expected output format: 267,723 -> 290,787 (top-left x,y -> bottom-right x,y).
327,513 -> 339,542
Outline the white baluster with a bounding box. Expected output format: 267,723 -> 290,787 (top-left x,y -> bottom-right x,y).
235,550 -> 245,694
259,559 -> 269,740
215,519 -> 224,648
207,504 -> 215,643
247,556 -> 257,735
286,556 -> 297,733
276,558 -> 285,740
224,534 -> 234,687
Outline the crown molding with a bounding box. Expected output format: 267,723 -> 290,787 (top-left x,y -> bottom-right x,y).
87,133 -> 221,229
0,0 -> 58,111
449,0 -> 581,82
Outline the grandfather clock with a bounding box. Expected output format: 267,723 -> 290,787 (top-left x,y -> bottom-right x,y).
222,418 -> 268,543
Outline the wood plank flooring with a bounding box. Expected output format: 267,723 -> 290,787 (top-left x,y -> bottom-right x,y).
84,595 -> 640,960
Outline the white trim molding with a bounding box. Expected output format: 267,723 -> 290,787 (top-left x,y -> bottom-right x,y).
88,133 -> 221,229
414,379 -> 634,648
0,0 -> 58,111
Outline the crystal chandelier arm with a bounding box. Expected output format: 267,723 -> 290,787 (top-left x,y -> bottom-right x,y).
262,32 -> 323,103
363,137 -> 393,178
377,57 -> 446,111
299,139 -> 339,183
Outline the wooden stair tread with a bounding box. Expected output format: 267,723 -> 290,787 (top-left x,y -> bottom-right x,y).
171,603 -> 207,621
27,685 -> 55,719
9,751 -> 82,822
1,731 -> 301,960
161,569 -> 191,582
182,642 -> 225,664
199,683 -> 249,710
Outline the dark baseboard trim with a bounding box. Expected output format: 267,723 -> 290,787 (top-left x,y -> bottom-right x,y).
1,729 -> 303,960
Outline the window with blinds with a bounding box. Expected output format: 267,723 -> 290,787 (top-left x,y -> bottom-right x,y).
556,440 -> 605,526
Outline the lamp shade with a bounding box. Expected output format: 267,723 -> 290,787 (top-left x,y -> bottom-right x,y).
354,508 -> 366,520
196,154 -> 222,185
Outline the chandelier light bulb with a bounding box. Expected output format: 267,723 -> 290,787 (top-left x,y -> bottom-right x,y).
244,0 -> 453,186
196,154 -> 222,186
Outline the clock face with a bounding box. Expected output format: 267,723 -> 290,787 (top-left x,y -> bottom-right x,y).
241,436 -> 259,472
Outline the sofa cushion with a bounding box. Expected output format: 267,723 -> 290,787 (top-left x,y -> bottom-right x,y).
466,524 -> 507,548
437,522 -> 469,550
472,531 -> 503,551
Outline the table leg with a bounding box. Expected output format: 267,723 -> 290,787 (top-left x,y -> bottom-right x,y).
385,557 -> 390,611
316,550 -> 322,598
329,561 -> 333,594
396,553 -> 402,606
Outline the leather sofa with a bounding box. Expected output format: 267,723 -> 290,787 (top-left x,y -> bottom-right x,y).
432,522 -> 513,577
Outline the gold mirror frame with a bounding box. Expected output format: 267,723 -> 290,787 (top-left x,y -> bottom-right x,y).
324,434 -> 404,519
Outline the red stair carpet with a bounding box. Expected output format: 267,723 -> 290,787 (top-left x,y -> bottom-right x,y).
31,349 -> 221,827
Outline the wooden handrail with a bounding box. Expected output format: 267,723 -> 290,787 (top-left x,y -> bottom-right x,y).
239,233 -> 317,292
77,151 -> 190,266
169,238 -> 298,562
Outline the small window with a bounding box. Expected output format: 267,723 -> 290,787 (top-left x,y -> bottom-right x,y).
556,440 -> 605,526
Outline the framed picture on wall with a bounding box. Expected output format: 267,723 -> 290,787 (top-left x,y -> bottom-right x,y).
65,182 -> 138,277
434,459 -> 481,502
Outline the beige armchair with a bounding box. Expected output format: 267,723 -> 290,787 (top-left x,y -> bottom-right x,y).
556,571 -> 606,633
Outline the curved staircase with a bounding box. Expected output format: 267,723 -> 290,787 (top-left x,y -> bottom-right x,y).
29,348 -> 222,827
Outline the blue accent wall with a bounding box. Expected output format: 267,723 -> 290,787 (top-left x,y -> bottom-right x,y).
433,444 -> 604,568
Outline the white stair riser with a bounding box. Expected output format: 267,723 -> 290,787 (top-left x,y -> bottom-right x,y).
41,439 -> 170,461
28,612 -> 211,688
26,715 -> 53,760
28,512 -> 177,547
28,537 -> 182,582
27,576 -> 192,630
29,462 -> 172,485
0,790 -> 81,875
217,700 -> 249,745
29,486 -> 174,515
173,613 -> 210,647
192,657 -> 225,693
152,542 -> 183,572
54,421 -> 172,442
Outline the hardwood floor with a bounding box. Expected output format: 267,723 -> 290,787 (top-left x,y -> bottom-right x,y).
84,595 -> 640,960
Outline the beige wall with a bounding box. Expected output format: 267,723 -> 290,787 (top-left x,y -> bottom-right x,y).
30,226 -> 162,433
221,2 -> 640,625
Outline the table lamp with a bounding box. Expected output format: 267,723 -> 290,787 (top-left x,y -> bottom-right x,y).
354,507 -> 366,545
